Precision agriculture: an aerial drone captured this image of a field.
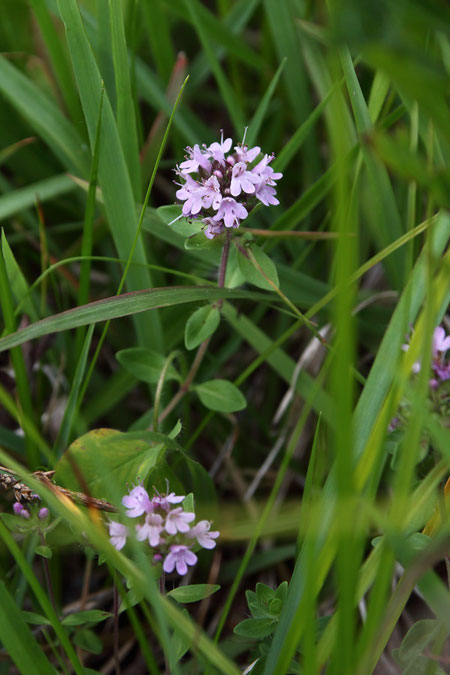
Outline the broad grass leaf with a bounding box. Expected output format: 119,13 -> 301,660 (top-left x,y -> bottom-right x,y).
54,428 -> 164,503
195,379 -> 247,412
167,584 -> 220,603
116,347 -> 181,383
237,243 -> 279,290
185,305 -> 221,350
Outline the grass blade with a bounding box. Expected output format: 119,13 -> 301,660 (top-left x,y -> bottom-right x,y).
0,582 -> 55,675
0,286 -> 265,354
56,0 -> 163,349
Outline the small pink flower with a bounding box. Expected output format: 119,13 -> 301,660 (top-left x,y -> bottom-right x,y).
432,326 -> 450,357
136,513 -> 164,547
234,144 -> 261,163
108,521 -> 128,550
213,198 -> 248,229
201,175 -> 222,210
186,520 -> 220,549
230,162 -> 259,196
38,507 -> 49,520
179,144 -> 211,174
163,545 -> 197,576
176,175 -> 205,216
165,507 -> 195,535
203,217 -> 224,239
152,492 -> 185,511
122,485 -> 152,518
207,135 -> 232,164
254,182 -> 280,206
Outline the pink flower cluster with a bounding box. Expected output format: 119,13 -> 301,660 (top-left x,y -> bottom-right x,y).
402,324 -> 450,387
174,131 -> 282,239
108,486 -> 219,576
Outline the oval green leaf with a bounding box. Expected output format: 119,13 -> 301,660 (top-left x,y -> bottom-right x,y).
167,584 -> 220,604
34,545 -> 52,559
62,610 -> 112,626
233,617 -> 276,639
185,305 -> 220,350
195,379 -> 246,412
185,231 -> 226,250
116,347 -> 180,383
237,242 -> 279,290
54,428 -> 164,503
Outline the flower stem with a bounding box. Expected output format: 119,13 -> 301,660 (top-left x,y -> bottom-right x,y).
218,229 -> 232,290
154,232 -> 232,427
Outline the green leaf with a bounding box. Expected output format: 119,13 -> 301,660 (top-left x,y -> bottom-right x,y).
0,582 -> 55,675
0,175 -> 76,220
35,545 -> 52,559
54,428 -> 163,503
62,610 -> 112,627
184,305 -> 221,350
225,242 -> 246,288
233,617 -> 277,639
116,347 -> 181,383
73,628 -> 103,654
195,379 -> 247,413
183,493 -> 195,513
237,243 -> 279,290
168,608 -> 191,669
167,584 -> 220,604
108,0 -> 141,198
393,619 -> 446,674
1,230 -> 38,321
185,231 -> 226,250
0,286 -> 263,354
157,205 -> 203,238
256,582 -> 276,604
22,611 -> 52,626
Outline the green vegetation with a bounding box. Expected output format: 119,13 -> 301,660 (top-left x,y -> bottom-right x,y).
0,1 -> 449,673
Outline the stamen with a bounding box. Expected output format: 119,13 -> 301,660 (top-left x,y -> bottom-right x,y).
242,126 -> 248,145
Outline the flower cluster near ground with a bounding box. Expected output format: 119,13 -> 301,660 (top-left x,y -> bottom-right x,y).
173,131 -> 282,239
402,324 -> 450,386
108,485 -> 219,576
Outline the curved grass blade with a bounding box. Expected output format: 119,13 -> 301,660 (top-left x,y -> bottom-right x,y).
0,286 -> 265,354
184,0 -> 244,134
246,58 -> 286,147
0,55 -> 89,175
0,174 -> 76,222
0,582 -> 55,675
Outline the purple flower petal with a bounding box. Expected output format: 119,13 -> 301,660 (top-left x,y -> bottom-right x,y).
163,545 -> 198,576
